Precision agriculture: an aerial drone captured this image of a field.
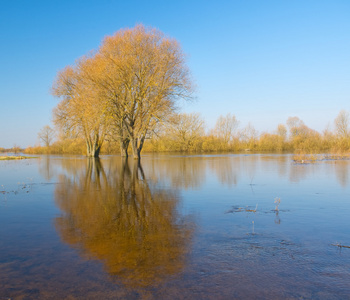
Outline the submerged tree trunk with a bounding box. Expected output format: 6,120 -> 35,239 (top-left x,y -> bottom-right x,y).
86,142 -> 101,157
131,137 -> 141,160
119,137 -> 130,157
116,120 -> 130,157
86,134 -> 103,158
130,136 -> 146,160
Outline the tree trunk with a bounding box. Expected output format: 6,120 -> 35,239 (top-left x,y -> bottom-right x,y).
120,137 -> 130,157
86,140 -> 101,158
131,137 -> 141,160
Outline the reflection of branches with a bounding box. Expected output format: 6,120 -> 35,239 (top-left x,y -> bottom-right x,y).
334,161 -> 349,188
54,158 -> 193,289
38,156 -> 55,181
208,157 -> 239,187
141,156 -> 206,190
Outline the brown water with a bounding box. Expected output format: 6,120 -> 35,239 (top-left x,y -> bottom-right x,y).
0,154 -> 349,299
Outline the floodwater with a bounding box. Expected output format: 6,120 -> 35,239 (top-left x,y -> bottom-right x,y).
0,154 -> 349,299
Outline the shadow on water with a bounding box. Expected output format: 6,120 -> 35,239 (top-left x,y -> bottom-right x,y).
54,158 -> 194,289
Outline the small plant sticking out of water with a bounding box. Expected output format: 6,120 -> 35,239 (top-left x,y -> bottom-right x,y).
274,197 -> 281,211
246,203 -> 258,212
331,243 -> 350,249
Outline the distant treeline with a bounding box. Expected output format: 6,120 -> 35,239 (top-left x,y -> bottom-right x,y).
0,146 -> 23,154
25,110 -> 350,155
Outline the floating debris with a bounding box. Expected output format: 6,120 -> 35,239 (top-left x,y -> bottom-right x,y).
226,204 -> 258,213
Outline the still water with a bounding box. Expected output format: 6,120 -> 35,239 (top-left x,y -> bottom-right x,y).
0,154 -> 349,299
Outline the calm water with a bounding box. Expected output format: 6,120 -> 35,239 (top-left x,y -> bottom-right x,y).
0,154 -> 349,299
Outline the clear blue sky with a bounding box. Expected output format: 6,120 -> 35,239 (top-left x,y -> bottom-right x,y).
0,0 -> 349,148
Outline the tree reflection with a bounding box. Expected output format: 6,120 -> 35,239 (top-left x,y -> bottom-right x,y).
54,158 -> 193,288
334,161 -> 349,188
143,156 -> 206,190
208,156 -> 240,187
38,155 -> 55,181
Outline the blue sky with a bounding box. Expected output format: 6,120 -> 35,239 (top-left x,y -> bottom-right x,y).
0,0 -> 349,148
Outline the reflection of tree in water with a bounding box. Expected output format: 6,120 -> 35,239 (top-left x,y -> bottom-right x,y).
276,155 -> 288,178
38,156 -> 55,181
241,155 -> 259,185
333,161 -> 349,188
289,164 -> 310,183
260,155 -> 289,179
54,158 -> 193,288
141,156 -> 206,190
208,156 -> 240,187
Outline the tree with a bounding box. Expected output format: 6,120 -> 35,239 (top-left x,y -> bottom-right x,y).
97,25 -> 194,159
286,116 -> 305,138
240,123 -> 258,149
334,110 -> 349,138
52,25 -> 193,159
164,113 -> 205,151
38,125 -> 55,147
276,124 -> 287,141
12,144 -> 20,154
52,58 -> 110,157
213,113 -> 239,144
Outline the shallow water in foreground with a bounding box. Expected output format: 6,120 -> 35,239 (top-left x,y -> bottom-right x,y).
0,154 -> 349,299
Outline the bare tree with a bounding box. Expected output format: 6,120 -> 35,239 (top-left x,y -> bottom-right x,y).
240,123 -> 258,149
286,116 -> 305,138
12,144 -> 20,154
334,110 -> 349,138
213,113 -> 239,144
165,113 -> 205,151
38,125 -> 55,147
276,124 -> 287,141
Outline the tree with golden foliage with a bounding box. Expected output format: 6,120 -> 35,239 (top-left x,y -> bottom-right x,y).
97,25 -> 194,159
52,25 -> 193,159
52,57 -> 111,157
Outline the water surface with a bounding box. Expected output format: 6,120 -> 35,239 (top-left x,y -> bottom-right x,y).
0,154 -> 349,299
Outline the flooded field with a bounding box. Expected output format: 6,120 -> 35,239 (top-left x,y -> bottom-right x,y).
0,154 -> 349,299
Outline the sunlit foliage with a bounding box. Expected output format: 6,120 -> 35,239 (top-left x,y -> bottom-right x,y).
52,58 -> 110,157
51,25 -> 193,159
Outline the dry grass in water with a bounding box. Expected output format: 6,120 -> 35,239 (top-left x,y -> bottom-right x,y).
293,151 -> 350,164
0,156 -> 35,160
324,152 -> 350,161
292,153 -> 321,164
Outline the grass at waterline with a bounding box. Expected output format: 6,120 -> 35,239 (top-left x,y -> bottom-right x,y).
0,156 -> 37,160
